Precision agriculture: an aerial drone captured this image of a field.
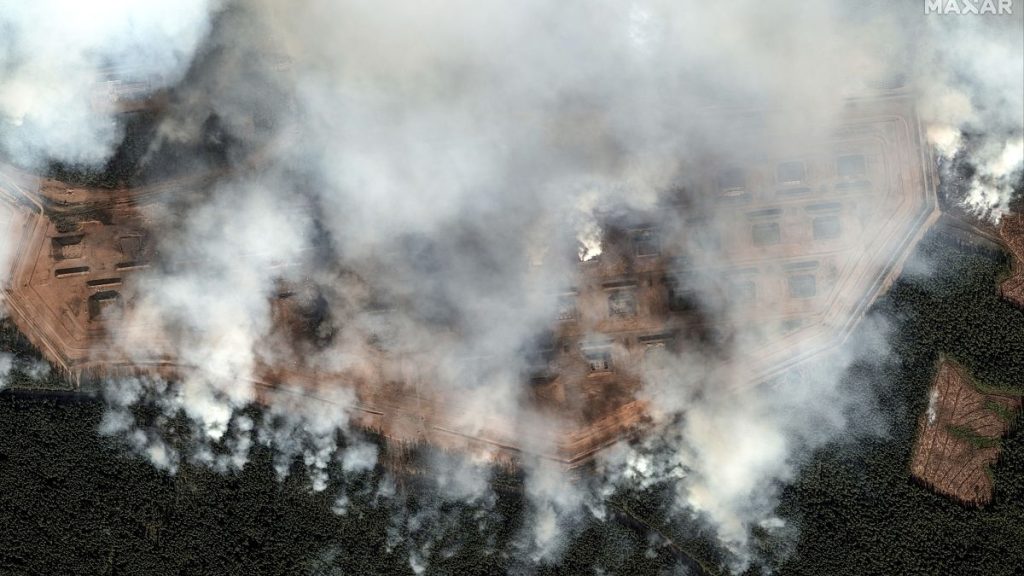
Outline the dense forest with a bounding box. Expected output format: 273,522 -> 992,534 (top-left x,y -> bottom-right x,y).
0,319 -> 72,391
42,110 -> 162,190
757,228 -> 1024,576
39,107 -> 242,191
0,396 -> 699,575
2,227 -> 1023,575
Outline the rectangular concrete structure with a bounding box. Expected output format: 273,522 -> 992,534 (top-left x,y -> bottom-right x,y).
0,92 -> 940,467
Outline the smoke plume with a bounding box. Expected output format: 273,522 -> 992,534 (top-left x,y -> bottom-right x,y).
0,0 -> 216,167
915,7 -> 1024,219
0,0 -> 1021,571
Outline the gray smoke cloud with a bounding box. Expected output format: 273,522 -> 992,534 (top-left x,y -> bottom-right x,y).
0,300 -> 52,391
599,314 -> 892,560
0,0 -> 218,167
0,349 -> 11,390
915,7 -> 1024,218
1,166 -> 16,381
0,0 -> 1021,572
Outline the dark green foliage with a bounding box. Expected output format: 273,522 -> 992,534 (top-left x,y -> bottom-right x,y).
946,424 -> 1002,450
2,228 -> 1024,575
44,111 -> 160,189
0,318 -> 68,390
0,396 -> 385,575
50,208 -> 115,234
0,317 -> 42,359
0,394 -> 698,576
985,399 -> 1019,425
756,230 -> 1024,576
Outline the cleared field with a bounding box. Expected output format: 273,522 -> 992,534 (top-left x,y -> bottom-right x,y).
911,359 -> 1020,505
998,213 -> 1024,308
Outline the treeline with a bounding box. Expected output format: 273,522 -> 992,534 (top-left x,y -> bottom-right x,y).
3,227 -> 1024,575
37,106 -> 245,191
747,228 -> 1024,575
0,396 -> 387,575
0,319 -> 69,391
0,318 -> 40,359
0,395 -> 698,576
42,111 -> 161,189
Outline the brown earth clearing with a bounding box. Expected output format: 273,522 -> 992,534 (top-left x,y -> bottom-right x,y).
997,212 -> 1024,307
911,358 -> 1021,505
1,94 -> 939,467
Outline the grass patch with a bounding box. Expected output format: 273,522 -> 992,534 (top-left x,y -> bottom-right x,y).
50,209 -> 114,234
984,399 -> 1019,425
939,354 -> 1024,398
946,424 -> 1001,450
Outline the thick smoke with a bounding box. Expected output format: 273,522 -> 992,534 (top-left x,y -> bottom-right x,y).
0,0 -> 1021,571
1,161 -> 15,385
0,0 -> 217,167
915,7 -> 1024,219
603,314 -> 892,558
0,348 -> 11,390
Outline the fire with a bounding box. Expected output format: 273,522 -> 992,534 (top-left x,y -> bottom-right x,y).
574,191 -> 603,262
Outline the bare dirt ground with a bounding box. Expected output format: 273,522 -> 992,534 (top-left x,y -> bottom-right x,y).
997,212 -> 1024,307
911,359 -> 1021,505
2,200 -> 161,372
0,94 -> 939,468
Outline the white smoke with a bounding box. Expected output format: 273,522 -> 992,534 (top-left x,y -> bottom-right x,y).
0,349 -> 52,390
608,314 -> 892,560
573,191 -> 605,262
0,299 -> 10,391
0,0 -> 1021,572
0,0 -> 217,167
961,138 -> 1024,220
916,7 -> 1024,220
0,300 -> 51,390
1,187 -> 16,380
257,386 -> 362,492
98,376 -> 182,473
0,351 -> 11,390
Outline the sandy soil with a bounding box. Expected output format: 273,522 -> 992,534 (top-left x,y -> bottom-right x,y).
997,213 -> 1024,308
911,359 -> 1020,506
